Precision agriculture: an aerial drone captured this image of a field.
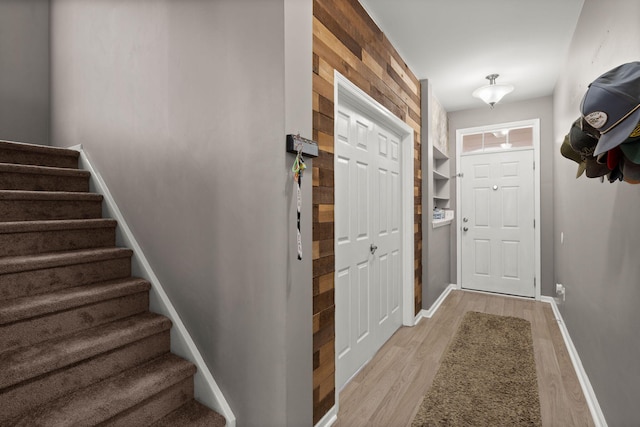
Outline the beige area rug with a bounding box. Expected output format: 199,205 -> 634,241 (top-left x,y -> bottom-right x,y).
412,311 -> 542,426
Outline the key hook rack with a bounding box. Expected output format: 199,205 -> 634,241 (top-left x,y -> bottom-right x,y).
286,134 -> 318,158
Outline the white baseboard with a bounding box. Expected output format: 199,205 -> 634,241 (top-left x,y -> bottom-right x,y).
541,296 -> 607,427
415,284 -> 456,325
314,405 -> 337,427
70,145 -> 236,427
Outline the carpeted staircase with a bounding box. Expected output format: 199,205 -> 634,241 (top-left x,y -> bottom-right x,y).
0,140 -> 226,426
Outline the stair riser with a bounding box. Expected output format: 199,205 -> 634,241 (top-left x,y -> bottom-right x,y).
2,292 -> 149,352
12,355 -> 196,426
0,227 -> 116,257
103,378 -> 193,427
0,148 -> 78,169
0,257 -> 132,301
0,199 -> 102,221
0,172 -> 89,192
0,332 -> 170,424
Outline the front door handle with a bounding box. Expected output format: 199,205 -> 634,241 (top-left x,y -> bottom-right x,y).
463,227 -> 469,232
370,244 -> 378,255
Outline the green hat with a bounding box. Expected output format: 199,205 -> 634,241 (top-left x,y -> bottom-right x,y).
564,117 -> 610,179
622,155 -> 640,183
560,133 -> 585,178
618,122 -> 640,164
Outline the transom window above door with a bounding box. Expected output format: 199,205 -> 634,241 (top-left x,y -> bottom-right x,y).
462,126 -> 533,154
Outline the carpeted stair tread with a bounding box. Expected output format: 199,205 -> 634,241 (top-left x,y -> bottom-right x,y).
12,353 -> 196,427
0,218 -> 116,233
0,190 -> 103,222
0,162 -> 90,192
0,247 -> 133,275
152,400 -> 227,427
0,219 -> 118,257
0,277 -> 151,325
0,189 -> 102,201
0,332 -> 171,424
0,312 -> 172,389
0,140 -> 79,169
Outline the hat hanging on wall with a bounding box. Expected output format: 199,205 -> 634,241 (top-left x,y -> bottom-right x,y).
560,61 -> 640,184
580,61 -> 640,156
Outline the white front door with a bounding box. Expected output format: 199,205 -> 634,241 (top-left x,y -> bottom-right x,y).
335,101 -> 403,391
460,149 -> 535,297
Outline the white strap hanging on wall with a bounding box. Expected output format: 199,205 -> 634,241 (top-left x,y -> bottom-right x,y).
287,134 -> 318,261
292,145 -> 306,260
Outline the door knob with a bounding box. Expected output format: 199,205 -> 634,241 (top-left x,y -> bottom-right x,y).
463,217 -> 469,223
463,227 -> 468,232
370,244 -> 378,255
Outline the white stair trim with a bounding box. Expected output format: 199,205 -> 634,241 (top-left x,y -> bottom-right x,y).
541,296 -> 607,427
69,145 -> 236,427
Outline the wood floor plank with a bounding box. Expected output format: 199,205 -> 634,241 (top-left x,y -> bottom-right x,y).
334,290 -> 594,426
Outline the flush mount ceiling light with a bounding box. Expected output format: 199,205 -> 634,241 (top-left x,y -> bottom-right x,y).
472,74 -> 514,108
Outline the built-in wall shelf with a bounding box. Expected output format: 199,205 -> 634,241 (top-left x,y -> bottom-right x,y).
433,170 -> 448,180
432,218 -> 454,228
432,145 -> 450,209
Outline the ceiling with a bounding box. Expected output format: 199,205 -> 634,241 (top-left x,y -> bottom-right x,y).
358,0 -> 585,112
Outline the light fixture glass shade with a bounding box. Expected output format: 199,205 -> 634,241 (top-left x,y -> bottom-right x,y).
472,74 -> 514,108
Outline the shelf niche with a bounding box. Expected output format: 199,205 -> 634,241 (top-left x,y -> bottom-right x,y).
420,78 -> 453,309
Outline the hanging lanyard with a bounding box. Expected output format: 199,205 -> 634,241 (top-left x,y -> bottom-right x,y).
292,146 -> 306,260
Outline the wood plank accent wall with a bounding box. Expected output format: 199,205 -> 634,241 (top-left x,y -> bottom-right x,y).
311,0 -> 422,423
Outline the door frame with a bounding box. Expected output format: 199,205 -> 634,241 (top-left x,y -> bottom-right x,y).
455,119 -> 541,300
333,71 -> 415,400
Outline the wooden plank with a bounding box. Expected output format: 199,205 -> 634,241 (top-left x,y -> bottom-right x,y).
318,204 -> 334,222
313,318 -> 334,352
317,94 -> 334,119
318,56 -> 335,86
381,33 -> 421,91
313,185 -> 333,204
313,340 -> 335,387
313,0 -> 362,61
313,287 -> 334,313
314,111 -> 334,136
388,54 -> 419,95
313,150 -> 334,171
318,272 -> 334,295
317,238 -> 334,259
313,17 -> 360,72
313,74 -> 334,102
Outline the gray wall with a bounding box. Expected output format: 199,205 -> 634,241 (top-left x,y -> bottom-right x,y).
421,80 -> 453,308
50,1 -> 312,426
0,0 -> 50,144
284,0 -> 313,425
448,96 -> 555,297
553,0 -> 640,424
425,225 -> 451,307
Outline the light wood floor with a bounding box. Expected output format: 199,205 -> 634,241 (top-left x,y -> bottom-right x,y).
334,290 -> 594,427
